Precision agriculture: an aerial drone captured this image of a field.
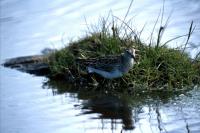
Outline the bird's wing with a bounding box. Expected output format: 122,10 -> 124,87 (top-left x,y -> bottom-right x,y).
76,55 -> 122,71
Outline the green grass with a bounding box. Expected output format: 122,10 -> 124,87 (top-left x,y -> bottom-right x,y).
47,17 -> 200,91
126,46 -> 199,89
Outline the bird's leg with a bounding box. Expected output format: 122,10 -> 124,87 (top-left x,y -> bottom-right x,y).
91,76 -> 99,86
64,68 -> 75,82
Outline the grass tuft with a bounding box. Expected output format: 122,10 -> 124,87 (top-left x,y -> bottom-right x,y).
47,15 -> 200,91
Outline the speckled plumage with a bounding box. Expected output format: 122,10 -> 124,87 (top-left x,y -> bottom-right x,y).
76,48 -> 137,79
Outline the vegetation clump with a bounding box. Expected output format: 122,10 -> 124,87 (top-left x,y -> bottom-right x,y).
47,17 -> 200,91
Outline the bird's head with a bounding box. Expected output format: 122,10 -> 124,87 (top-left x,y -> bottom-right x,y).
124,48 -> 139,63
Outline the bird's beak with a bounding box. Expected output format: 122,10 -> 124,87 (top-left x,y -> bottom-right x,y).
135,49 -> 140,52
131,54 -> 136,60
126,48 -> 139,61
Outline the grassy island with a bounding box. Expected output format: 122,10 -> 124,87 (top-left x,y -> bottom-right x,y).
46,17 -> 200,92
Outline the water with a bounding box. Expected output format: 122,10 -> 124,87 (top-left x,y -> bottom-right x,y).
0,0 -> 200,133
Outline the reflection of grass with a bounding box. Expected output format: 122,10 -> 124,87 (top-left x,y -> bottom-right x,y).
47,15 -> 200,91
43,79 -> 198,132
43,79 -> 189,104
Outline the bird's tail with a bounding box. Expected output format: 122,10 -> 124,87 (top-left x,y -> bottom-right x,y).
87,66 -> 95,73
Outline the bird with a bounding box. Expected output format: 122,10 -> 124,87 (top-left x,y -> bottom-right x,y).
76,48 -> 138,79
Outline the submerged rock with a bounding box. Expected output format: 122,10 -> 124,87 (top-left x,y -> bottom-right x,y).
3,55 -> 50,76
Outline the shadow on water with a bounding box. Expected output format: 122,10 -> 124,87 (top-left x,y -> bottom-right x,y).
42,79 -> 198,132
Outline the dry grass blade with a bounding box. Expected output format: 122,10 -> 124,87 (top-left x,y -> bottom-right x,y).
119,0 -> 134,29
114,15 -> 138,41
149,9 -> 161,47
182,21 -> 195,55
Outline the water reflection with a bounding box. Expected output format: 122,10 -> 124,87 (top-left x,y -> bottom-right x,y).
43,80 -> 139,131
81,95 -> 136,130
43,80 -> 200,132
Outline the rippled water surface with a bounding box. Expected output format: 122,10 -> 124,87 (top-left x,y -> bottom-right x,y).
0,0 -> 200,133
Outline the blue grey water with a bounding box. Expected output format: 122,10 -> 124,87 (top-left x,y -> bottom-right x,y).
0,0 -> 200,133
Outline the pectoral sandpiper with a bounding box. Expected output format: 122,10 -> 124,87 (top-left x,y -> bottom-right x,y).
76,48 -> 138,79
